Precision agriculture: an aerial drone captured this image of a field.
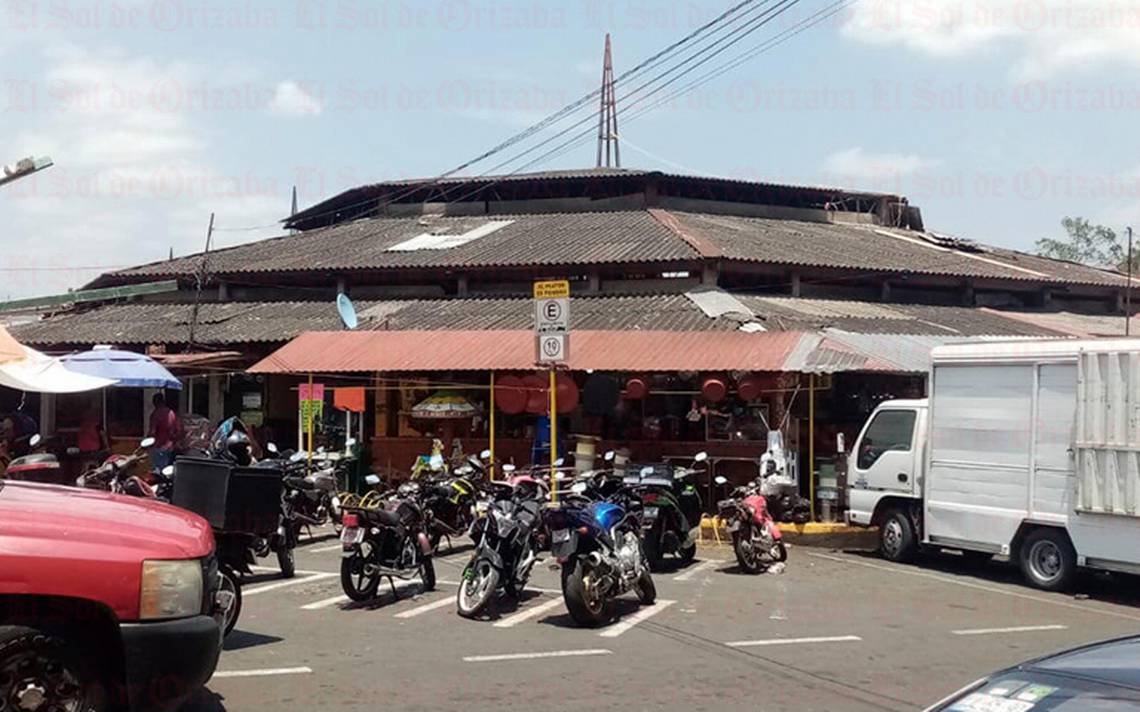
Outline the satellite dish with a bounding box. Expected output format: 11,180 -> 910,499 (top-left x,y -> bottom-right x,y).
337,293 -> 358,330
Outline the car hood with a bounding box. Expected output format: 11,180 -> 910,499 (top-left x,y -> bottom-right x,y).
0,481 -> 214,560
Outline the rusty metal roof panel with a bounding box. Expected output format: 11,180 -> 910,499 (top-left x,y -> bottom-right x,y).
249,330 -> 809,374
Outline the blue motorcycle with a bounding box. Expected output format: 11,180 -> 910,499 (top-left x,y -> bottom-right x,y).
545,471 -> 655,627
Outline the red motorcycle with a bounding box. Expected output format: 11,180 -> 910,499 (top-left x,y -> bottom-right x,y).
717,476 -> 787,574
77,437 -> 163,498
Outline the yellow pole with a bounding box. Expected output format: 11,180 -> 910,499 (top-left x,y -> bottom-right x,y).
307,373 -> 315,471
808,373 -> 816,522
550,369 -> 558,503
489,371 -> 496,482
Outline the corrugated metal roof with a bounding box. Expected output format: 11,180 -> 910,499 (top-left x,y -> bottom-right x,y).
107,211 -> 698,281
249,330 -> 807,374
980,310 -> 1140,338
12,293 -> 1066,348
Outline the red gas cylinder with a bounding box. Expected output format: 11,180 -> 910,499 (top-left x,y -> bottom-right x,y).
556,374 -> 580,414
702,375 -> 728,403
624,377 -> 648,400
523,374 -> 548,414
737,373 -> 764,402
494,375 -> 527,414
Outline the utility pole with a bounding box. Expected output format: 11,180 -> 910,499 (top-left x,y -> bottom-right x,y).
0,156 -> 53,188
188,213 -> 215,349
1127,226 -> 1134,337
596,34 -> 620,168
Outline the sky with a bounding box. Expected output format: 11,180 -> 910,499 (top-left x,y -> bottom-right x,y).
1,0 -> 1139,299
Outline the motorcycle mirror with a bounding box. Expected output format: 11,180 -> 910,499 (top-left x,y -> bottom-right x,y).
502,464 -> 516,474
553,458 -> 564,467
604,450 -> 615,461
365,474 -> 381,486
715,476 -> 728,485
694,451 -> 709,463
267,442 -> 279,454
571,482 -> 588,494
345,437 -> 357,448
162,465 -> 175,476
480,449 -> 492,460
29,434 -> 41,448
140,437 -> 156,449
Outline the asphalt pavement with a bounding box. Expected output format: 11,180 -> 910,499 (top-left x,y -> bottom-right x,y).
182,529 -> 1140,712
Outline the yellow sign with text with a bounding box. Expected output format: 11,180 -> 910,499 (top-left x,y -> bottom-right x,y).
533,280 -> 570,299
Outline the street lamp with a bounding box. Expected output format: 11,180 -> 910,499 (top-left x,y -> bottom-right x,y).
0,155 -> 53,188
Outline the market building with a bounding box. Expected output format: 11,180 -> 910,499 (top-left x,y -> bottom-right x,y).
11,169 -> 1137,518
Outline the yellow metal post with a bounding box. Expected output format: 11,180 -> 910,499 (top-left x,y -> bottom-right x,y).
808,373 -> 816,522
489,371 -> 496,482
307,373 -> 315,471
550,369 -> 558,503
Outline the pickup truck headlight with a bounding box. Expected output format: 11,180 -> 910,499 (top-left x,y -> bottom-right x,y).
140,559 -> 203,620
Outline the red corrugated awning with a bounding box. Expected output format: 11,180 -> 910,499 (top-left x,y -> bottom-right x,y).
248,330 -> 807,374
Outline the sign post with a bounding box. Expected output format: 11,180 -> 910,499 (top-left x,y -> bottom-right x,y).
534,280 -> 570,501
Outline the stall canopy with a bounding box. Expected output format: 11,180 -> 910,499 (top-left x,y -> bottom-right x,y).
248,329 -> 990,376
0,327 -> 115,393
61,348 -> 182,389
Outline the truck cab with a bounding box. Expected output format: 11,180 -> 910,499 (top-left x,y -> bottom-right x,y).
847,400 -> 927,561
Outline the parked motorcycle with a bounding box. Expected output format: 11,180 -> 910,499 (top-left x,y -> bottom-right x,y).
339,482 -> 436,601
4,434 -> 61,483
627,451 -> 708,571
544,470 -> 655,627
419,453 -> 487,553
456,477 -> 545,618
76,437 -> 157,497
716,475 -> 786,574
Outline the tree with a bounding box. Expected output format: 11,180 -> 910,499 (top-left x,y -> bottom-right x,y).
1036,217 -> 1134,273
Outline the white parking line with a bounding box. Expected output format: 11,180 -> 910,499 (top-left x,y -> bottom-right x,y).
726,635 -> 863,648
395,595 -> 456,619
953,625 -> 1068,636
673,560 -> 718,582
244,573 -> 336,597
213,667 -> 313,679
250,565 -> 336,576
807,552 -> 1140,623
598,600 -> 676,638
493,597 -> 566,628
301,594 -> 350,611
463,649 -> 612,663
307,543 -> 347,554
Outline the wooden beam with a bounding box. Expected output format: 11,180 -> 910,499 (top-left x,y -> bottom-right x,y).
0,280 -> 179,313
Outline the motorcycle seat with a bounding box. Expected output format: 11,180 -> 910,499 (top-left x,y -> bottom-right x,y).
284,476 -> 316,491
362,507 -> 402,529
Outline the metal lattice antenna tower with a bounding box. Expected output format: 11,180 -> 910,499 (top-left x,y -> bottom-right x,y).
596,33 -> 621,168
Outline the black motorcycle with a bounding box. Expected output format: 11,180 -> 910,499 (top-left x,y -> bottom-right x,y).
339,482 -> 436,601
626,452 -> 708,571
456,479 -> 544,618
417,452 -> 488,552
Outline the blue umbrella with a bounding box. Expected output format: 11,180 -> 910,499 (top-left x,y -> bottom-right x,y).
61,348 -> 182,390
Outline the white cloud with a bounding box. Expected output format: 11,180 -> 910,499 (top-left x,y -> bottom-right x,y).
823,146 -> 936,178
0,45 -> 283,299
842,0 -> 1140,79
269,80 -> 323,117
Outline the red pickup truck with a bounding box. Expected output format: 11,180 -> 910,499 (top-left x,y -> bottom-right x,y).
0,479 -> 224,711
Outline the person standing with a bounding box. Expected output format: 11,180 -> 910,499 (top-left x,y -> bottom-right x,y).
148,393 -> 179,470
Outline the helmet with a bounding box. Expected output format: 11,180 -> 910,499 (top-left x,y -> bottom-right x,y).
225,430 -> 253,466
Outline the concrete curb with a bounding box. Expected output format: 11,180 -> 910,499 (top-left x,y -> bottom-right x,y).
699,518 -> 879,550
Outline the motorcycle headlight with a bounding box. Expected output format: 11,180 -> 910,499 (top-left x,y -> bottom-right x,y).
139,559 -> 203,620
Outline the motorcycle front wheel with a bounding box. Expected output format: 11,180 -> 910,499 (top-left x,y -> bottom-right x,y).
456,558 -> 498,619
634,570 -> 656,604
276,542 -> 296,579
420,555 -> 436,591
340,548 -> 380,602
218,567 -> 243,637
561,558 -> 612,627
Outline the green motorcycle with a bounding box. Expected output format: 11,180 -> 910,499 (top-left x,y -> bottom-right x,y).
627,452 -> 709,572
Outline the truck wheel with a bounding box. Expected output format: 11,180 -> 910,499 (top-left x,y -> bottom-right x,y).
1019,528 -> 1077,592
879,509 -> 917,562
0,625 -> 106,712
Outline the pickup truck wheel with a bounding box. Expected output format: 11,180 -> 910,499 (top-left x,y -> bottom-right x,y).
0,626 -> 106,712
1019,529 -> 1077,592
880,510 -> 917,562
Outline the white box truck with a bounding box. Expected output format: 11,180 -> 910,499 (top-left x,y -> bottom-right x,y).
846,338 -> 1140,591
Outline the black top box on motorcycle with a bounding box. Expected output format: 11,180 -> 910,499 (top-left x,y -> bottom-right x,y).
171,457 -> 283,535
